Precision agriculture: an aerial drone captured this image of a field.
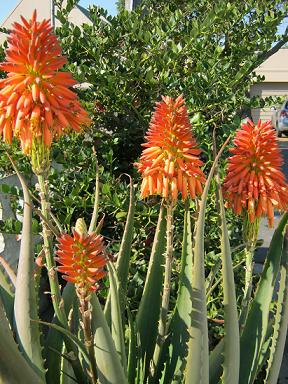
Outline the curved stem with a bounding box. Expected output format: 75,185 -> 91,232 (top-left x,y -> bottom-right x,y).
150,199 -> 174,380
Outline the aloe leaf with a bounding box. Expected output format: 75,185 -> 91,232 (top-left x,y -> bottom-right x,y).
105,177 -> 135,321
163,200 -> 193,383
265,229 -> 288,384
9,157 -> 45,379
256,321 -> 273,379
217,182 -> 239,383
185,136 -> 230,384
127,309 -> 138,384
91,293 -> 128,384
136,202 -> 166,368
0,296 -> 44,384
239,212 -> 288,384
45,283 -> 77,384
209,318 -> 274,384
108,261 -> 127,373
37,320 -> 90,364
0,261 -> 14,327
209,338 -> 224,384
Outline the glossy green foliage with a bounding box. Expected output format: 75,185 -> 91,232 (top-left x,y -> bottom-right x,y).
55,0 -> 288,168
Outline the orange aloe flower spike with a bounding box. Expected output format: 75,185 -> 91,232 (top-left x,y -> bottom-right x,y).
223,118 -> 288,227
56,219 -> 107,291
135,95 -> 206,201
0,10 -> 91,154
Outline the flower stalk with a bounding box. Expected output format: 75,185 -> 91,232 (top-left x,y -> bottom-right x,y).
37,171 -> 66,324
150,198 -> 174,379
77,287 -> 98,383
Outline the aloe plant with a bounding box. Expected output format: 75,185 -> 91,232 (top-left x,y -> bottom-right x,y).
1,13 -> 288,382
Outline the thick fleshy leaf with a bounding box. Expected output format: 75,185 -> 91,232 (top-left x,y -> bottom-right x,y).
37,320 -> 90,365
163,201 -> 193,383
45,283 -> 77,384
136,203 -> 166,371
127,309 -> 139,384
265,229 -> 288,383
105,177 -> 135,322
0,261 -> 14,327
0,296 -> 44,384
10,156 -> 45,379
239,213 -> 288,384
91,293 -> 128,384
217,181 -> 239,383
185,136 -> 230,384
108,262 -> 127,373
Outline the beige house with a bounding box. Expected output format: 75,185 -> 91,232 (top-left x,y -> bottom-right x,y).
251,48 -> 288,122
0,0 -> 92,45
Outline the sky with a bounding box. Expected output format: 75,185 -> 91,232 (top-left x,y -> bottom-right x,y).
0,0 -> 117,25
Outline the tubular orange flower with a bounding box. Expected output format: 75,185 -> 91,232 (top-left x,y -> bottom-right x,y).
135,95 -> 206,200
0,10 -> 90,154
223,118 -> 288,227
56,223 -> 107,291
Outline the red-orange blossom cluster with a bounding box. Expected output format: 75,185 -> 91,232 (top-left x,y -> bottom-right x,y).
136,96 -> 205,200
0,11 -> 90,154
56,229 -> 107,291
224,119 -> 288,227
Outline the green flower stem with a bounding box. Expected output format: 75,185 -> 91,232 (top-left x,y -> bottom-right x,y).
239,246 -> 254,330
150,198 -> 174,380
78,288 -> 98,384
37,172 -> 87,383
239,216 -> 259,330
37,173 -> 66,324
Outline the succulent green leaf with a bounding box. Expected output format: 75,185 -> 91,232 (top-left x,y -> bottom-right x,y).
265,229 -> 288,384
45,283 -> 77,384
209,338 -> 224,384
136,203 -> 166,368
107,261 -> 127,373
217,183 -> 239,383
10,158 -> 45,380
0,262 -> 14,327
239,213 -> 288,384
163,201 -> 193,383
0,295 -> 44,384
185,137 -> 230,384
37,320 -> 90,365
127,309 -> 138,384
105,177 -> 135,321
91,293 -> 128,384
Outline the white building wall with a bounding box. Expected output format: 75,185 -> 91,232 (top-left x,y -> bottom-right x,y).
0,0 -> 91,45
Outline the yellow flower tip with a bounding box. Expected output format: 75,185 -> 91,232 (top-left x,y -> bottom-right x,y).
136,95 -> 206,201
